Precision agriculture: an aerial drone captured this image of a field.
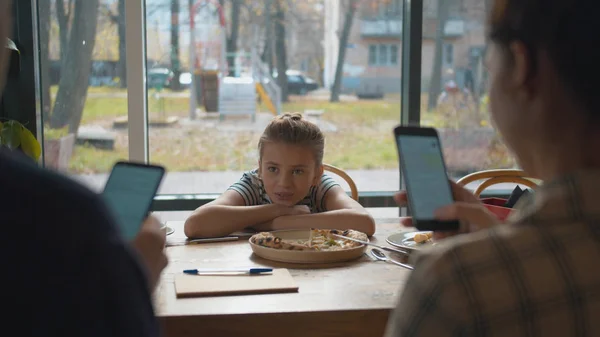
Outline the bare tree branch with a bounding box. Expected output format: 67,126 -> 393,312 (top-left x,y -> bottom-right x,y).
98,2 -> 118,24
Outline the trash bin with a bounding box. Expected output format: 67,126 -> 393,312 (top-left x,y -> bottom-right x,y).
195,70 -> 219,112
194,71 -> 203,108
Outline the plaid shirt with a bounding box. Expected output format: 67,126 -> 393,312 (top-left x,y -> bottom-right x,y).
385,170 -> 600,337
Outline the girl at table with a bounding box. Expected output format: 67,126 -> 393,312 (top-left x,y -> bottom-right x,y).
184,113 -> 376,238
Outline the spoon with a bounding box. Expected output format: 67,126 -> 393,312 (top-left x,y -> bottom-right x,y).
371,248 -> 414,270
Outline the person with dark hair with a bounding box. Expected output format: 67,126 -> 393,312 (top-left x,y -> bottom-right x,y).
1,1 -> 167,336
386,0 -> 600,335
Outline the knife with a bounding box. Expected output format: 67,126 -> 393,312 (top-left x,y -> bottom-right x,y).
331,234 -> 410,256
186,237 -> 239,244
185,232 -> 257,244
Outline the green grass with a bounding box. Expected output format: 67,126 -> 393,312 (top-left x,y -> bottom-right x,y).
78,96 -> 189,124
326,132 -> 397,170
80,97 -> 129,124
51,85 -> 132,95
283,100 -> 400,126
69,144 -> 128,174
60,88 -> 505,174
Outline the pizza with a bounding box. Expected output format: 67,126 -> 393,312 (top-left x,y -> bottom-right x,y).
413,232 -> 433,244
250,228 -> 368,251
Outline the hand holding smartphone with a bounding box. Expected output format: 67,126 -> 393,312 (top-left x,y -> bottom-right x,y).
102,161 -> 166,240
393,126 -> 459,231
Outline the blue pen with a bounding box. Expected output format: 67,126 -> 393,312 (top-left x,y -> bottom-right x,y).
183,268 -> 273,275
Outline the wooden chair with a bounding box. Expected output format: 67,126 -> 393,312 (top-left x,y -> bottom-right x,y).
323,164 -> 359,201
456,169 -> 540,197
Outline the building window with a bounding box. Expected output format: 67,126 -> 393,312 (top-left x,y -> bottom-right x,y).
368,44 -> 399,66
390,45 -> 398,65
378,44 -> 388,65
369,45 -> 377,65
444,43 -> 454,65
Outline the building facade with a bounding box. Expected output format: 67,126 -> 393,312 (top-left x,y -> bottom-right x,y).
323,0 -> 487,95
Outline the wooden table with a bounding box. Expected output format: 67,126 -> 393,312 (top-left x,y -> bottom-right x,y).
155,218 -> 412,337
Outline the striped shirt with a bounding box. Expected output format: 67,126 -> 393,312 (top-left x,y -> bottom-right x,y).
385,169 -> 600,337
227,169 -> 340,213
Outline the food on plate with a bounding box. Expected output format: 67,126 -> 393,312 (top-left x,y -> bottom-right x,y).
413,232 -> 433,244
250,228 -> 367,251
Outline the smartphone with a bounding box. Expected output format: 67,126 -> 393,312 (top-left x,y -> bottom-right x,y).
102,161 -> 166,240
394,126 -> 459,231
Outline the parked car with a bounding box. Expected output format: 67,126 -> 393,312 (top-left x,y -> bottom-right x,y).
147,67 -> 174,89
274,70 -> 319,95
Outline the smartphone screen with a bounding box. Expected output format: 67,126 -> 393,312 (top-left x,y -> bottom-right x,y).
102,162 -> 165,240
395,127 -> 459,231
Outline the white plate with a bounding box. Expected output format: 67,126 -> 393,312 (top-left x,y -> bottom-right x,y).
386,231 -> 434,251
249,229 -> 368,264
162,226 -> 175,236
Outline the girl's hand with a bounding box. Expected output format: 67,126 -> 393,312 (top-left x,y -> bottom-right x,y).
253,205 -> 312,231
272,204 -> 311,217
289,205 -> 311,215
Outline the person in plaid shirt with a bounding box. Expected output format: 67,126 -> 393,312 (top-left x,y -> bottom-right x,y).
386,0 -> 600,336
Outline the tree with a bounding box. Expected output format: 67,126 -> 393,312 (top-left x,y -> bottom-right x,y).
55,0 -> 73,66
330,0 -> 358,102
284,0 -> 324,85
427,0 -> 450,110
220,0 -> 241,76
50,0 -> 100,133
260,0 -> 274,73
170,0 -> 181,90
273,0 -> 289,102
99,0 -> 126,87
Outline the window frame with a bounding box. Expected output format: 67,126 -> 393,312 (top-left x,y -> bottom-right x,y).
2,0 -> 40,145
125,0 -> 149,163
13,0 -> 513,211
368,43 -> 399,67
135,0 -> 418,210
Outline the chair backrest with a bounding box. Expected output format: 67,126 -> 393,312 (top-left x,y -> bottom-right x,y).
456,169 -> 540,197
323,164 -> 359,201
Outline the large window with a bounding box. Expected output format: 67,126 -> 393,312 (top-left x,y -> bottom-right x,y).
38,0 -> 129,192
31,0 -> 513,208
420,0 -> 516,179
142,0 -> 403,196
